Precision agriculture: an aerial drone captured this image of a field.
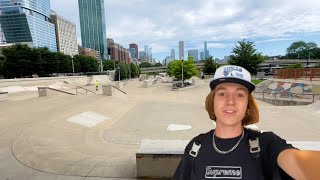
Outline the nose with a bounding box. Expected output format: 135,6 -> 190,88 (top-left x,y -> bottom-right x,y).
226,94 -> 236,105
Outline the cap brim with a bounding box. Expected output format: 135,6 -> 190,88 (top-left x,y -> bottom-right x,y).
210,77 -> 255,92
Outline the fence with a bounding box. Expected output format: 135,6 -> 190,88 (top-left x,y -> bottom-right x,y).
274,68 -> 320,81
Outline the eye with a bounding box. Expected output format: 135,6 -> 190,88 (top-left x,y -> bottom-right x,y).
218,92 -> 225,96
237,93 -> 245,97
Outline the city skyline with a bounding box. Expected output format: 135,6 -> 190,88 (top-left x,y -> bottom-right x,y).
50,0 -> 320,61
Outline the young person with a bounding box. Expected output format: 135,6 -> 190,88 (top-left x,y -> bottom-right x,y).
174,65 -> 320,180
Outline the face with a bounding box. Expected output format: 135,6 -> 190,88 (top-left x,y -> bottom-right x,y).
213,82 -> 249,128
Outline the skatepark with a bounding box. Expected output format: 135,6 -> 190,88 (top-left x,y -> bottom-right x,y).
0,75 -> 320,179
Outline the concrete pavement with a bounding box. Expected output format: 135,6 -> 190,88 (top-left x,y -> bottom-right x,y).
0,78 -> 320,179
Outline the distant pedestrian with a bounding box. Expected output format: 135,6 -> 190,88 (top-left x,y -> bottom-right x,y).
201,71 -> 204,79
95,80 -> 100,91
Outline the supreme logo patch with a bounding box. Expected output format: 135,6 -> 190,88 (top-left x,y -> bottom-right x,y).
205,166 -> 242,179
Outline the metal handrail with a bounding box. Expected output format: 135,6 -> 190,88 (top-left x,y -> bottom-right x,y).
254,91 -> 319,102
38,87 -> 75,95
112,85 -> 127,94
75,85 -> 96,95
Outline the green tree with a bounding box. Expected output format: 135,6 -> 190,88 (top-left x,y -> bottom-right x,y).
166,57 -> 198,80
286,41 -> 318,59
102,59 -> 117,71
37,47 -> 57,75
154,62 -> 162,67
0,57 -> 5,76
125,63 -> 131,78
2,44 -> 34,78
203,57 -> 219,75
229,39 -> 264,74
114,63 -> 127,81
285,63 -> 303,69
139,62 -> 152,68
74,55 -> 99,72
130,63 -> 139,78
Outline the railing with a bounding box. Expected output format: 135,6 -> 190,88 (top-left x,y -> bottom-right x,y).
38,87 -> 76,95
112,85 -> 127,94
75,85 -> 96,95
254,91 -> 319,102
274,68 -> 320,81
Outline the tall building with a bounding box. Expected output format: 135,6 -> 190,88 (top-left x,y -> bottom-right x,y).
129,43 -> 138,59
0,0 -> 57,52
129,48 -> 136,60
139,51 -> 147,62
204,41 -> 208,59
107,38 -> 130,64
51,12 -> 78,57
179,41 -> 184,60
165,56 -> 174,66
200,52 -> 204,60
171,49 -> 175,60
78,0 -> 107,59
78,45 -> 100,59
188,49 -> 199,61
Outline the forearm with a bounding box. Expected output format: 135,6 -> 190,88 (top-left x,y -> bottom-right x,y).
278,149 -> 320,180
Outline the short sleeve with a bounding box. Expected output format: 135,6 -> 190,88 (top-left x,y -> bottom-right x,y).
260,131 -> 297,176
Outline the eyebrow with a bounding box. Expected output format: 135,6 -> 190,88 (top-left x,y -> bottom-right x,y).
215,86 -> 248,93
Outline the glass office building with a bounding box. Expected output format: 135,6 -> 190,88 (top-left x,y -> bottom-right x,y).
78,0 -> 107,60
0,0 -> 57,52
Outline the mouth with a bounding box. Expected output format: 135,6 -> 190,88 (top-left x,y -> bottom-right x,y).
224,110 -> 236,114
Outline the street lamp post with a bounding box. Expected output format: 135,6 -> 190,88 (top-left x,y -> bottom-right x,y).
118,66 -> 120,81
181,59 -> 184,87
307,52 -> 311,68
71,58 -> 75,76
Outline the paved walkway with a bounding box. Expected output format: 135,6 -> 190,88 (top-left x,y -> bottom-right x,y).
0,78 -> 320,179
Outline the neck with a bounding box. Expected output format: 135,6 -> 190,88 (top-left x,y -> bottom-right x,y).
214,124 -> 243,138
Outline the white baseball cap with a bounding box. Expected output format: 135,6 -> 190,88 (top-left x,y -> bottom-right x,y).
210,65 -> 255,92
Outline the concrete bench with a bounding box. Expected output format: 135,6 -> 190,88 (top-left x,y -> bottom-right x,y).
0,91 -> 8,102
136,139 -> 320,179
136,139 -> 188,179
143,79 -> 156,88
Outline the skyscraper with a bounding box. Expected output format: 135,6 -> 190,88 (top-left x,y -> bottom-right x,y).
179,41 -> 184,60
204,41 -> 208,59
0,0 -> 57,52
188,49 -> 199,61
129,43 -> 138,59
200,52 -> 205,60
171,49 -> 175,60
51,12 -> 78,57
78,0 -> 107,59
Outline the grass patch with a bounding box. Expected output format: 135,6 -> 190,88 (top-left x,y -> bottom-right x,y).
251,79 -> 264,85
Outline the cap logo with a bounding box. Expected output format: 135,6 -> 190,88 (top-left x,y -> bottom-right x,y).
223,66 -> 243,79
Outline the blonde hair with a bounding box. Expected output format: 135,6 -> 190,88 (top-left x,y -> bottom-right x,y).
205,90 -> 259,125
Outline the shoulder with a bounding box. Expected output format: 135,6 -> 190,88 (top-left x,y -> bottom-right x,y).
185,130 -> 213,151
259,131 -> 296,156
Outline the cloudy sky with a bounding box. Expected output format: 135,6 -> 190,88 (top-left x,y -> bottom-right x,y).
51,0 -> 320,61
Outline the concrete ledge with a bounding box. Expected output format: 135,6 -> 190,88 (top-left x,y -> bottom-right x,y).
255,98 -> 312,106
0,91 -> 8,102
143,79 -> 156,88
102,85 -> 127,97
136,139 -> 187,179
136,139 -> 320,179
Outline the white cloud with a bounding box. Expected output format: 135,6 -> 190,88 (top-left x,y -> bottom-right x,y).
51,0 -> 320,58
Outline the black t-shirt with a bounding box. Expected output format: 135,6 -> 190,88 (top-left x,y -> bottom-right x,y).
176,128 -> 295,180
